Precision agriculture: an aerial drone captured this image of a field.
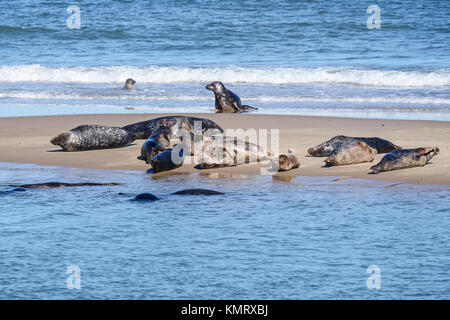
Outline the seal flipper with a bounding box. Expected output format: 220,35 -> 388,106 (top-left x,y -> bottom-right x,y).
242,105 -> 258,111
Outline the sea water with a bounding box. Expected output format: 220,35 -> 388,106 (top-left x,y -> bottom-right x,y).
0,0 -> 449,119
0,163 -> 449,299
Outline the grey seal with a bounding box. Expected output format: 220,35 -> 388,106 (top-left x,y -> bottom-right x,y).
274,150 -> 300,171
124,78 -> 136,90
9,182 -> 120,189
370,147 -> 439,173
150,148 -> 184,173
206,81 -> 258,113
140,119 -> 172,163
122,116 -> 223,140
308,135 -> 401,157
51,125 -> 136,152
324,140 -> 377,166
199,136 -> 271,169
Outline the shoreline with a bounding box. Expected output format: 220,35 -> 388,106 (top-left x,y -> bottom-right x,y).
0,113 -> 449,185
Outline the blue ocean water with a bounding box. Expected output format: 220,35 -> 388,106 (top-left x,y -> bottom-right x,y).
0,0 -> 449,119
0,163 -> 449,299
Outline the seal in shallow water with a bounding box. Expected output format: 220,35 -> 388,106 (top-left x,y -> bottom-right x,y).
370,147 -> 439,173
324,140 -> 377,166
124,78 -> 136,90
133,193 -> 159,201
51,125 -> 136,152
308,135 -> 400,157
206,81 -> 258,113
122,116 -> 223,140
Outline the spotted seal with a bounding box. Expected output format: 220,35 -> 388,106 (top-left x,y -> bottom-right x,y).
370,147 -> 439,173
199,136 -> 271,169
206,81 -> 258,113
124,78 -> 136,90
324,140 -> 377,166
51,125 -> 136,152
274,150 -> 300,172
122,116 -> 223,140
308,135 -> 400,157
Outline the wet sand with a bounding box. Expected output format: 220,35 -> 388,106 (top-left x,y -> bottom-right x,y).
0,113 -> 448,185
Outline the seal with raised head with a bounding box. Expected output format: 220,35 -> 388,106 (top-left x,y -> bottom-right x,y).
124,78 -> 136,90
122,116 -> 223,140
370,147 -> 439,174
274,150 -> 300,172
206,81 -> 258,113
140,119 -> 172,163
51,125 -> 137,152
324,140 -> 377,166
308,135 -> 400,157
150,148 -> 184,173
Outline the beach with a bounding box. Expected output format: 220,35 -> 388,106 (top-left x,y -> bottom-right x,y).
0,113 -> 448,185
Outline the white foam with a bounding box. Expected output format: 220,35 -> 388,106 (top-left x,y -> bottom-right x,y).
1,91 -> 449,105
0,65 -> 449,87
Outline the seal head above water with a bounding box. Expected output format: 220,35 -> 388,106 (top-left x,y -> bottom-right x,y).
124,78 -> 136,90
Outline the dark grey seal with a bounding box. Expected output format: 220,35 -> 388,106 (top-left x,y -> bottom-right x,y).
308,135 -> 401,157
150,148 -> 184,173
172,189 -> 224,195
140,120 -> 172,163
9,182 -> 121,189
124,78 -> 136,90
51,125 -> 136,152
324,140 -> 377,166
122,116 -> 223,140
370,147 -> 439,173
206,81 -> 258,113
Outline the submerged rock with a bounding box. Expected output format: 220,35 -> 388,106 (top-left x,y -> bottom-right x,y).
10,182 -> 120,189
134,193 -> 159,201
172,189 -> 224,195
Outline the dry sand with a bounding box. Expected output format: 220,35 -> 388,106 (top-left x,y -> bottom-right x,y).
0,113 -> 448,185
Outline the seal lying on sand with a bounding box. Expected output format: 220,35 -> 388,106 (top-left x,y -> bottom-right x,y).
124,78 -> 136,90
10,182 -> 120,189
199,136 -> 271,169
324,140 -> 377,166
274,150 -> 300,172
122,116 -> 223,140
51,125 -> 136,152
308,136 -> 400,157
206,81 -> 258,113
172,189 -> 224,195
150,148 -> 184,173
370,147 -> 439,173
140,120 -> 172,163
